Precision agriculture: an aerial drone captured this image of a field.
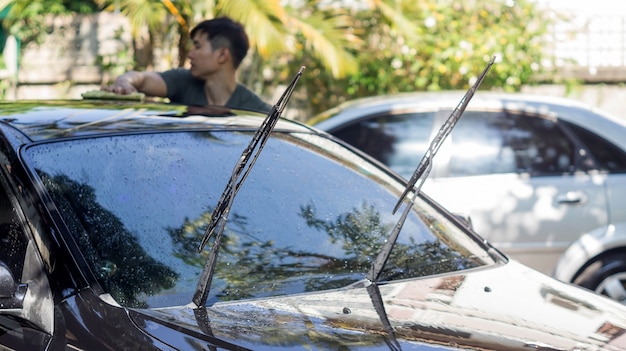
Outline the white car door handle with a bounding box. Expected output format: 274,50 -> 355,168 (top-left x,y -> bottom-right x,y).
556,191 -> 587,205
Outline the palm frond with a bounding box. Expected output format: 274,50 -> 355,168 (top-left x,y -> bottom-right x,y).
290,12 -> 360,77
367,0 -> 421,43
218,0 -> 289,58
96,0 -> 167,37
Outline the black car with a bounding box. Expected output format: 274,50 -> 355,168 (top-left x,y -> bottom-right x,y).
1,99 -> 626,350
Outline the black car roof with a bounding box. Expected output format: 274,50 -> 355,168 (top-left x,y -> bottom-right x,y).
0,100 -> 314,142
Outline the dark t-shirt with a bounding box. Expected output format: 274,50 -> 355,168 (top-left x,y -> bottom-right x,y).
159,68 -> 271,113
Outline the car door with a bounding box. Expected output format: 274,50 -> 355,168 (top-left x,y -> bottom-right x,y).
420,109 -> 608,275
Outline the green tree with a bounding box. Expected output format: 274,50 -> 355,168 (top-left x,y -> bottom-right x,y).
295,0 -> 551,115
92,0 -> 365,88
1,0 -> 552,116
42,173 -> 178,308
0,0 -> 98,44
94,0 -> 174,70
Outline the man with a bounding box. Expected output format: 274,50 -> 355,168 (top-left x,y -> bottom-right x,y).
101,16 -> 271,113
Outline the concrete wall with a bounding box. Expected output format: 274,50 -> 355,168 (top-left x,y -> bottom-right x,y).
3,12 -> 132,100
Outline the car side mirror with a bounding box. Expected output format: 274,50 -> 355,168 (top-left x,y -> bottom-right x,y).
0,261 -> 27,309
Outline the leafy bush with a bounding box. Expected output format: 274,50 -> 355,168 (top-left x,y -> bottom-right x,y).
290,0 -> 551,115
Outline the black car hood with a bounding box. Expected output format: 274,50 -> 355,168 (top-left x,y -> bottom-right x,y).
128,261 -> 626,350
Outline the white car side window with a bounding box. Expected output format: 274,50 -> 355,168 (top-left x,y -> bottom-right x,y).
448,111 -> 576,177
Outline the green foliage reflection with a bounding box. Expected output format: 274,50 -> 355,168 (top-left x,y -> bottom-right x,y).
43,174 -> 178,308
168,200 -> 481,303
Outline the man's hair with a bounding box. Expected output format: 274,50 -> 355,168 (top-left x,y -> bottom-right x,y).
190,17 -> 250,69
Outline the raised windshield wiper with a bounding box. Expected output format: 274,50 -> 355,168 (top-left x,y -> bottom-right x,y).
362,57 -> 494,351
366,56 -> 495,285
192,66 -> 305,308
392,57 -> 496,215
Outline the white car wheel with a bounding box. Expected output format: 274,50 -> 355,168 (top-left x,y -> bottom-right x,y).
595,272 -> 626,303
574,253 -> 626,304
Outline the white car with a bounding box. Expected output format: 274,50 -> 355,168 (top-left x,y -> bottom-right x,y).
312,91 -> 626,303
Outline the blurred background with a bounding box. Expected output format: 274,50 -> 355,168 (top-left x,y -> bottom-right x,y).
0,0 -> 624,121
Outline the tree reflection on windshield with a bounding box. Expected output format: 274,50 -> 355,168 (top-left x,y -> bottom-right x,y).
43,174 -> 178,308
301,202 -> 481,281
40,171 -> 482,307
167,200 -> 481,302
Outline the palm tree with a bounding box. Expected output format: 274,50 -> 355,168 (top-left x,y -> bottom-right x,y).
93,0 -> 416,77
2,0 -> 421,100
0,0 -> 99,44
219,0 -> 420,79
95,0 -> 173,70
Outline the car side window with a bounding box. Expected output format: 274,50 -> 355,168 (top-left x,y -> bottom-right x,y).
447,110 -> 576,177
0,181 -> 27,284
560,120 -> 626,173
332,112 -> 435,178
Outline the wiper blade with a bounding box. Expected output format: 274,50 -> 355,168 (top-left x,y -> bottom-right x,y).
392,56 -> 496,215
367,57 -> 495,284
192,66 -> 305,308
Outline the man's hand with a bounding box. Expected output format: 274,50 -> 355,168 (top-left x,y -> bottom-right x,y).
101,82 -> 137,95
101,72 -> 140,94
101,71 -> 167,98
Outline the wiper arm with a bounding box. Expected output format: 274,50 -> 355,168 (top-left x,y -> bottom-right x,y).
366,57 -> 495,284
392,56 -> 495,215
192,66 -> 305,308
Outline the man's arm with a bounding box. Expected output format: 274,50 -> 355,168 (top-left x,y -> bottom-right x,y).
101,71 -> 167,97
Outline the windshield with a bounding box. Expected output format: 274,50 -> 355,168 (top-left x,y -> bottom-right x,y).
24,130 -> 494,308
